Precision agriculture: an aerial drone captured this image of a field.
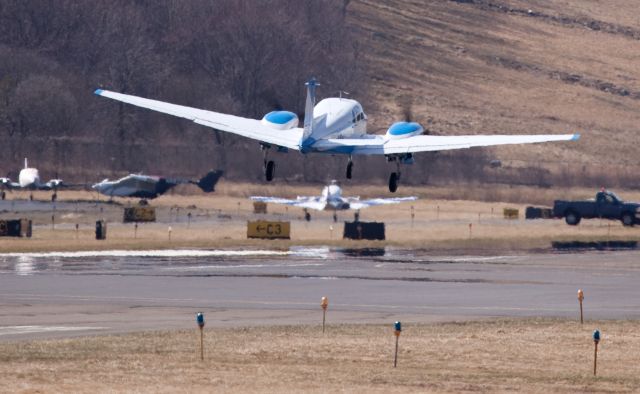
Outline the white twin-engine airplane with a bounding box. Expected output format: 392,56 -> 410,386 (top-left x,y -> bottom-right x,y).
0,158 -> 67,201
94,78 -> 579,192
251,180 -> 417,221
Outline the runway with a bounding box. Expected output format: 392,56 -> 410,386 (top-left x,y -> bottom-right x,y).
1,247 -> 639,340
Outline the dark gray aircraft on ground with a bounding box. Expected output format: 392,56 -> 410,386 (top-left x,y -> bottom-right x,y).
92,170 -> 223,200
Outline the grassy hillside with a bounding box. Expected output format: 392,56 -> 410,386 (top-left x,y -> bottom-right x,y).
350,0 -> 640,186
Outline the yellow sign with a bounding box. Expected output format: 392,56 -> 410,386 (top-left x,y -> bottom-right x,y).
503,208 -> 519,219
247,220 -> 290,239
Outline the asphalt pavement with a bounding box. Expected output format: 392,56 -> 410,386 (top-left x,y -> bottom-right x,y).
1,247 -> 639,340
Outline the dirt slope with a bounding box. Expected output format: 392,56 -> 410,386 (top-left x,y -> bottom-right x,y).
349,0 -> 640,184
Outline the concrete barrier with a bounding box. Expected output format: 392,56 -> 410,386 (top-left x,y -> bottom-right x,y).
123,206 -> 156,222
0,219 -> 32,237
343,221 -> 385,240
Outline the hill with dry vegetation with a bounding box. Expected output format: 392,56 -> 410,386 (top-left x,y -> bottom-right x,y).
350,0 -> 640,187
0,0 -> 638,189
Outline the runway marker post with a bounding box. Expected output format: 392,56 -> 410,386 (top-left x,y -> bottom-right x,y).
593,329 -> 600,375
134,223 -> 138,239
393,321 -> 401,367
168,226 -> 172,241
578,289 -> 584,324
329,225 -> 334,240
196,312 -> 205,361
75,223 -> 79,239
468,223 -> 472,239
410,205 -> 415,227
321,296 -> 328,333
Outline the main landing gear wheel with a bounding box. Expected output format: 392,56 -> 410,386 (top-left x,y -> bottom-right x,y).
51,193 -> 57,202
346,161 -> 353,179
333,212 -> 338,223
304,210 -> 311,221
1,191 -> 5,200
388,172 -> 399,193
265,160 -> 275,182
29,193 -> 34,201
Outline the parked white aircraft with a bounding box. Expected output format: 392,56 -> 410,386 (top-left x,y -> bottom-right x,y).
0,158 -> 67,201
251,180 -> 417,221
95,79 -> 580,192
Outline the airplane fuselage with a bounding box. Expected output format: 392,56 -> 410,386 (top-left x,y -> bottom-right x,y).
18,168 -> 41,189
92,174 -> 175,199
319,184 -> 353,211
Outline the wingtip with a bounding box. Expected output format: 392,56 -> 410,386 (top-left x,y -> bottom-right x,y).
94,88 -> 104,96
571,133 -> 581,141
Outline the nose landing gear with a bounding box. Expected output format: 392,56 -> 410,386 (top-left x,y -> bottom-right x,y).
346,157 -> 353,179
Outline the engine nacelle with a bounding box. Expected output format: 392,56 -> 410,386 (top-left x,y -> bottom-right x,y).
261,111 -> 299,130
385,121 -> 424,140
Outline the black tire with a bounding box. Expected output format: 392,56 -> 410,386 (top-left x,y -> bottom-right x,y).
621,212 -> 635,227
305,211 -> 311,221
565,210 -> 581,226
51,193 -> 57,202
265,161 -> 275,182
29,193 -> 33,201
333,212 -> 338,223
346,162 -> 353,179
1,191 -> 5,200
388,172 -> 398,193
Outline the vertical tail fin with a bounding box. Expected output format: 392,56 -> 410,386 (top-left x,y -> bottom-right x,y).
196,170 -> 223,193
301,78 -> 319,147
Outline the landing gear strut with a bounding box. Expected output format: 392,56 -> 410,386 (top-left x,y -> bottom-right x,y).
388,159 -> 401,193
51,192 -> 57,202
346,157 -> 353,179
262,144 -> 275,182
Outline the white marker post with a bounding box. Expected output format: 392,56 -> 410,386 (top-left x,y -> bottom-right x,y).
393,321 -> 401,368
196,312 -> 205,361
578,289 -> 584,324
168,226 -> 172,241
321,296 -> 328,333
593,329 -> 600,376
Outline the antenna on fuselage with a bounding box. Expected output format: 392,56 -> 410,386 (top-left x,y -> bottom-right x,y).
338,90 -> 350,100
24,158 -> 28,169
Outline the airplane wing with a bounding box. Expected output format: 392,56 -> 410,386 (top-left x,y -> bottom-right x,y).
94,90 -> 302,150
313,134 -> 579,155
250,196 -> 326,211
0,179 -> 20,189
348,196 -> 418,210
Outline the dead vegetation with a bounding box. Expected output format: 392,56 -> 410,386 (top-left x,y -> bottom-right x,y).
2,1 -> 640,189
1,185 -> 639,253
1,319 -> 639,393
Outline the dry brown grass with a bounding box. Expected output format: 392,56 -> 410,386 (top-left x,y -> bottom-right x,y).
2,184 -> 639,253
1,319 -> 639,393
